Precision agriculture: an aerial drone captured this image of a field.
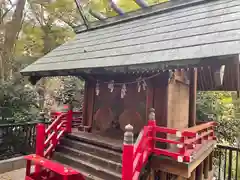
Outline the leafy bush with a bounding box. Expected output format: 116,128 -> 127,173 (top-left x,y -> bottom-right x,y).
51,76 -> 84,109
0,76 -> 39,123
197,91 -> 239,145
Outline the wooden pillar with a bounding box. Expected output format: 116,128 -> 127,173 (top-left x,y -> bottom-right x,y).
177,176 -> 187,180
203,156 -> 209,179
196,163 -> 204,180
66,104 -> 73,133
87,84 -> 95,128
188,170 -> 196,180
209,152 -> 213,171
148,169 -> 155,180
82,81 -> 89,126
82,80 -> 95,128
188,68 -> 197,127
159,171 -> 167,180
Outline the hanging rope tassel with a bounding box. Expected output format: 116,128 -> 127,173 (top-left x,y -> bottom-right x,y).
108,80 -> 115,92
96,81 -> 100,96
121,84 -> 127,98
142,79 -> 147,90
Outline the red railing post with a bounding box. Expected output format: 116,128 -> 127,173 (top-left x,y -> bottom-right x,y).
178,136 -> 187,162
66,104 -> 73,133
35,123 -> 45,172
122,124 -> 134,180
148,108 -> 156,151
36,123 -> 45,156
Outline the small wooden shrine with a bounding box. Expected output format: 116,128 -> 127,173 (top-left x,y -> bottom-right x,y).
83,68 -> 191,139
20,0 -> 240,179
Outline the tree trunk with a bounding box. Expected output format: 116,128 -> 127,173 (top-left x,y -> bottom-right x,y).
2,0 -> 26,81
0,2 -> 4,82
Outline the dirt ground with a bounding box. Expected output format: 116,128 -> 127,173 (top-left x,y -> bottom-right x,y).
0,168 -> 25,180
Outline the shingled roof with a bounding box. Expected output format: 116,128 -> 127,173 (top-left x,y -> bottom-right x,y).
21,0 -> 240,76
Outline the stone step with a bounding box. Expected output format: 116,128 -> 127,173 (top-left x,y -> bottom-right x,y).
66,133 -> 122,152
75,169 -> 104,180
54,152 -> 122,180
49,159 -> 104,180
60,138 -> 122,162
57,145 -> 122,173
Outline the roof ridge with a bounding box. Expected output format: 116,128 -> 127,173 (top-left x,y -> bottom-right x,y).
74,0 -> 217,34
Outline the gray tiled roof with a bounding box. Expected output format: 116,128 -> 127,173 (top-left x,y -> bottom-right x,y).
21,0 -> 240,76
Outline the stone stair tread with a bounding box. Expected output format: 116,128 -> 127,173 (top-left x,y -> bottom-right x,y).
58,145 -> 122,167
43,157 -> 102,180
67,133 -> 122,152
62,138 -> 122,159
75,169 -> 104,180
55,161 -> 104,180
55,152 -> 122,179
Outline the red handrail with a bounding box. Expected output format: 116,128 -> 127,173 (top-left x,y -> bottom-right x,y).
35,110 -> 73,174
25,154 -> 85,180
35,109 -> 73,170
186,121 -> 217,133
31,109 -> 88,180
122,119 -> 217,180
45,113 -> 66,134
51,110 -> 82,128
132,126 -> 151,180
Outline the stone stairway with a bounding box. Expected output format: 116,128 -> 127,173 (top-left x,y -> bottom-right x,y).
53,134 -> 122,180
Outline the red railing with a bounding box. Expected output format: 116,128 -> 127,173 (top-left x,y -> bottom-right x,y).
122,115 -> 217,180
51,111 -> 83,128
25,154 -> 85,180
153,121 -> 216,162
51,110 -> 92,132
29,108 -> 86,179
35,108 -> 73,172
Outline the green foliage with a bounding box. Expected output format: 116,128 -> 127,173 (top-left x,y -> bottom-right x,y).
15,23 -> 44,57
0,76 -> 39,123
16,23 -> 74,57
197,92 -> 239,145
44,0 -> 83,27
197,92 -> 234,120
51,76 -> 84,108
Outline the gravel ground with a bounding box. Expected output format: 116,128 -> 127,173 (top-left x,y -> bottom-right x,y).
0,168 -> 25,180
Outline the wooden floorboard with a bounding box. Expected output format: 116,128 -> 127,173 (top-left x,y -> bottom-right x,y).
151,140 -> 216,178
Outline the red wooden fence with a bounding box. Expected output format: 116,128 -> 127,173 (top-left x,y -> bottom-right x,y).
26,107 -> 85,180
122,116 -> 217,180
35,108 -> 72,172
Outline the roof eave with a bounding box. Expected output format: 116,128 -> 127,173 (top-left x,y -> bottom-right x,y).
20,54 -> 237,77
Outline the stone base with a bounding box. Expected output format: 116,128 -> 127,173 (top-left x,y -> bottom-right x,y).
0,156 -> 25,174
